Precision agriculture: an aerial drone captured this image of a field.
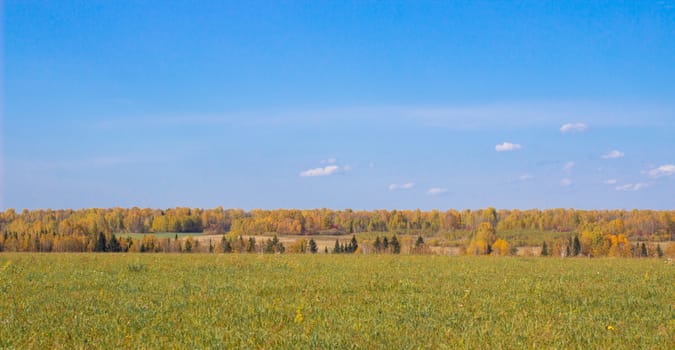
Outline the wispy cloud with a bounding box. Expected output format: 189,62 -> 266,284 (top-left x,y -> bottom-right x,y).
616,183 -> 649,191
299,165 -> 340,177
400,103 -> 671,130
518,174 -> 534,181
602,150 -> 624,159
560,178 -> 572,187
563,161 -> 575,173
91,102 -> 673,133
560,122 -> 588,133
427,187 -> 448,196
647,164 -> 675,178
603,179 -> 618,185
495,142 -> 522,152
320,158 -> 337,164
389,182 -> 416,191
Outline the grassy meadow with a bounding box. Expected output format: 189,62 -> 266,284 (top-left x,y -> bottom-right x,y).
0,253 -> 673,349
116,232 -> 201,240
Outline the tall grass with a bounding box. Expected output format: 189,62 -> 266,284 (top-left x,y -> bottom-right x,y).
0,253 -> 672,348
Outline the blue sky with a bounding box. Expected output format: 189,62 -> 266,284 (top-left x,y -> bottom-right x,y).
3,0 -> 675,210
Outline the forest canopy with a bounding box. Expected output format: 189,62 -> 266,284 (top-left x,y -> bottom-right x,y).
1,207 -> 672,240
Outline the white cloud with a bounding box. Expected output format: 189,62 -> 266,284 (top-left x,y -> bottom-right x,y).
427,187 -> 448,196
320,158 -> 337,164
602,150 -> 624,159
616,183 -> 649,191
389,182 -> 416,191
518,174 -> 534,181
560,122 -> 588,133
563,161 -> 575,172
647,164 -> 675,178
495,142 -> 522,152
560,178 -> 572,187
603,179 -> 618,185
342,165 -> 352,172
299,165 -> 340,177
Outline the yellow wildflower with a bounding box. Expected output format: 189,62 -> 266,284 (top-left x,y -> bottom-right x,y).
294,307 -> 304,324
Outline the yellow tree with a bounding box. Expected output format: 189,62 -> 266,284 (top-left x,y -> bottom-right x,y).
466,222 -> 497,255
491,238 -> 510,256
608,234 -> 631,257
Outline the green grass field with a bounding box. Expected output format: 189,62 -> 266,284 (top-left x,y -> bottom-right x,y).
0,254 -> 672,349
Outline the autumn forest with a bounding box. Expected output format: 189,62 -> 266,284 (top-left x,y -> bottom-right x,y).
1,207 -> 672,257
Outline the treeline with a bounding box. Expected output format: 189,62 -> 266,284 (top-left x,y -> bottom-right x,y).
73,233 -> 293,254
0,207 -> 673,255
465,222 -> 670,258
1,207 -> 673,238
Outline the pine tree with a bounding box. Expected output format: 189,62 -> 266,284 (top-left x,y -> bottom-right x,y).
415,236 -> 424,248
373,236 -> 382,253
108,234 -> 121,252
94,233 -> 107,252
640,243 -> 648,257
247,237 -> 256,253
264,239 -> 275,253
308,238 -> 318,254
383,237 -> 389,252
656,244 -> 663,258
350,235 -> 358,253
221,236 -> 232,253
541,241 -> 548,256
391,235 -> 401,254
333,239 -> 340,254
572,236 -> 581,256
264,235 -> 283,254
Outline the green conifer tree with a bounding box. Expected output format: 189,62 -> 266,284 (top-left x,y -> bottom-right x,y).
391,235 -> 401,254
373,236 -> 382,253
541,241 -> 548,256
640,243 -> 648,257
573,236 -> 581,256
350,235 -> 358,253
247,237 -> 257,253
94,232 -> 107,252
108,234 -> 121,252
308,238 -> 318,254
656,244 -> 663,258
221,236 -> 232,253
415,236 -> 424,248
